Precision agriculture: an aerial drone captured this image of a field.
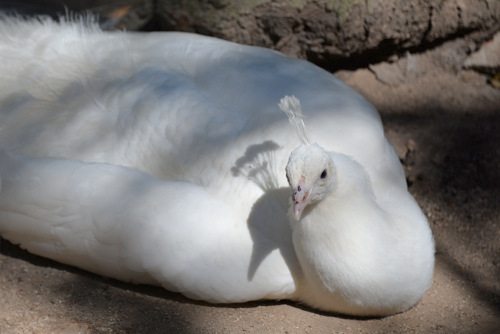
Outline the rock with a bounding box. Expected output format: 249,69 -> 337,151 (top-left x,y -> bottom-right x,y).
464,31 -> 500,74
490,74 -> 500,89
368,52 -> 420,86
153,0 -> 500,67
3,1 -> 499,69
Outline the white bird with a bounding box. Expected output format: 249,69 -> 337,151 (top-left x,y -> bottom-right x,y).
0,16 -> 434,316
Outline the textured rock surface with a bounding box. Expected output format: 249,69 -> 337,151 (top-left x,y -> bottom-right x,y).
464,31 -> 500,74
153,0 -> 500,67
3,1 -> 499,68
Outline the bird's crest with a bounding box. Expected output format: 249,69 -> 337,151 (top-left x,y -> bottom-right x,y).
278,95 -> 311,146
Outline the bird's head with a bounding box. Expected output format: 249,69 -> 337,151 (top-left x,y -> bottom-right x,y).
278,95 -> 335,221
285,144 -> 335,220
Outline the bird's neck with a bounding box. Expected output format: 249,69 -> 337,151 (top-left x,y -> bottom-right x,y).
290,153 -> 387,313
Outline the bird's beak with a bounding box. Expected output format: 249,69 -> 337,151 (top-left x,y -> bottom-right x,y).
292,176 -> 310,221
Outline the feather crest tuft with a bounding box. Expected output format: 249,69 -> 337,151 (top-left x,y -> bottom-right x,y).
278,95 -> 311,146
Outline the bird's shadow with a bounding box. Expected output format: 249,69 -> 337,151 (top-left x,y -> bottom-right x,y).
230,140 -> 282,190
230,140 -> 302,284
246,187 -> 297,280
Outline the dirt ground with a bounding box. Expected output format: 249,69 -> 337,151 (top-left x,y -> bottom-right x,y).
0,36 -> 499,333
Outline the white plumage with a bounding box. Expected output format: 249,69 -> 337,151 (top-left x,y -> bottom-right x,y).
0,16 -> 434,316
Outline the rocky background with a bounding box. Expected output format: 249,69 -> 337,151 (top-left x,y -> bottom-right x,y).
0,1 -> 499,333
4,1 -> 500,68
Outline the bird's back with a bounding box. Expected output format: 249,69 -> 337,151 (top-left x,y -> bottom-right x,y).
0,17 -> 394,190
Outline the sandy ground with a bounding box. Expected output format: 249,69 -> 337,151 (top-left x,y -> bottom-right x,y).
0,37 -> 499,333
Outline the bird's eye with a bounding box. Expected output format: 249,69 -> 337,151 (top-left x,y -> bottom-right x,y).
320,169 -> 327,179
